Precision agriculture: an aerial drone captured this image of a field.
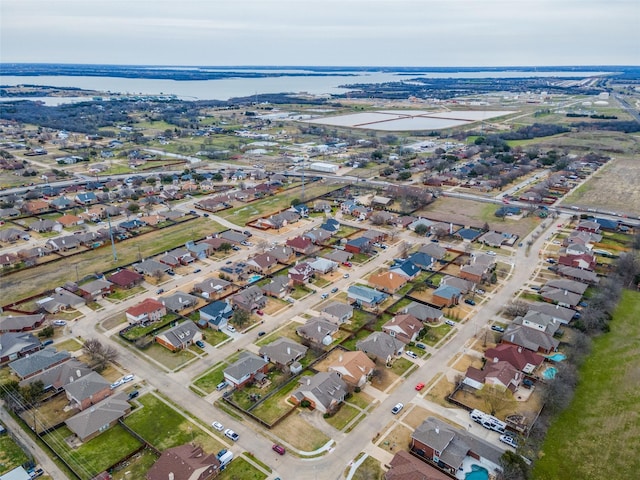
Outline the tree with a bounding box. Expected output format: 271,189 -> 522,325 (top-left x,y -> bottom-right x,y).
231,309 -> 251,329
82,338 -> 118,372
497,451 -> 530,480
503,301 -> 529,318
219,242 -> 232,253
127,203 -> 140,214
369,212 -> 388,226
414,224 -> 429,236
38,326 -> 54,338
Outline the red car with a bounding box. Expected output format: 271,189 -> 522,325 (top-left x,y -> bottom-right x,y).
415,382 -> 425,391
343,262 -> 352,267
272,444 -> 286,455
256,310 -> 264,316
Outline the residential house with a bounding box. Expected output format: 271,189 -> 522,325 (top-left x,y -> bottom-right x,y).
309,257 -> 338,274
261,276 -> 290,298
484,344 -> 544,375
296,317 -> 338,346
45,235 -> 81,252
418,243 -> 447,260
558,253 -> 597,270
17,246 -> 49,266
223,351 -> 269,388
9,348 -> 70,380
219,230 -> 249,245
577,220 -> 601,233
347,285 -> 388,308
286,236 -> 315,255
322,302 -> 354,324
22,199 -> 50,215
65,392 -> 131,442
322,249 -> 353,265
357,331 -> 404,364
556,265 -> 599,285
440,275 -> 475,294
478,231 -> 508,248
156,320 -> 202,351
63,371 -> 111,411
431,284 -> 461,308
395,216 -> 417,229
37,289 -> 86,314
219,262 -> 251,282
344,237 -> 372,254
526,301 -> 576,325
290,371 -> 347,414
246,253 -> 278,274
459,264 -> 487,284
0,314 -> 45,333
517,310 -> 562,335
538,286 -> 581,308
134,259 -> 171,277
382,314 -> 423,344
198,301 -> 233,330
565,243 -> 590,256
361,229 -> 388,243
146,444 -> 221,480
75,192 -> 98,205
198,237 -> 230,252
77,279 -> 113,300
303,228 -> 332,245
407,252 -> 436,271
288,262 -> 315,285
29,219 -> 62,233
186,242 -> 211,260
368,271 -> 408,294
411,417 -> 503,477
455,228 -> 482,242
389,260 -> 421,280
159,248 -> 194,267
544,278 -> 589,296
385,450 -> 452,480
126,298 -> 166,324
160,292 -> 200,313
402,302 -> 443,323
328,351 -> 375,389
0,228 -> 30,243
232,286 -> 267,312
501,322 -> 560,354
463,360 -> 522,392
267,246 -> 295,264
108,269 -> 144,289
0,332 -> 42,364
0,252 -> 21,268
259,338 -> 308,370
193,278 -> 232,299
19,359 -> 92,391
408,218 -> 434,232
56,214 -> 83,228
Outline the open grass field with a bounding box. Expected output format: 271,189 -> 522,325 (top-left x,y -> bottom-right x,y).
0,218 -> 224,302
0,435 -> 30,475
415,197 -> 541,239
533,290 -> 640,480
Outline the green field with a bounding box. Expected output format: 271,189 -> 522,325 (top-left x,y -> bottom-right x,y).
0,435 -> 30,475
533,290 -> 640,480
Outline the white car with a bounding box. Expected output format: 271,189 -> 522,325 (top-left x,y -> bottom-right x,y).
52,320 -> 67,326
405,351 -> 418,359
499,434 -> 518,448
391,403 -> 404,414
224,429 -> 239,441
226,325 -> 236,333
211,421 -> 224,431
122,374 -> 134,383
110,379 -> 123,389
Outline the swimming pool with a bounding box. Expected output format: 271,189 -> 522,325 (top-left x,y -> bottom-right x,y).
547,353 -> 566,362
465,464 -> 489,480
543,366 -> 558,380
247,274 -> 262,283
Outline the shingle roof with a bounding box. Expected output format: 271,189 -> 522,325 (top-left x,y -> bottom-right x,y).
65,392 -> 130,440
9,348 -> 70,379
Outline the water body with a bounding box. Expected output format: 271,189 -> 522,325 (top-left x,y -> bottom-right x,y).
0,69 -> 611,101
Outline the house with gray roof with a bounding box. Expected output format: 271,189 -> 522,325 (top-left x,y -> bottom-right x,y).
156,320 -> 202,351
303,228 -> 332,245
290,371 -> 347,414
219,230 -> 248,244
77,279 -> 113,300
9,348 -> 70,380
440,275 -> 475,294
539,285 -> 581,308
347,285 -> 388,308
267,246 -> 295,264
502,322 -> 560,354
37,289 -> 86,314
232,285 -> 267,311
223,351 -> 269,388
526,302 -> 576,325
19,358 -> 92,391
556,265 -> 599,285
356,331 -> 404,364
0,332 -> 42,365
261,276 -> 290,298
0,314 -> 45,333
544,278 -> 588,296
322,249 -> 353,265
402,301 -> 443,323
134,259 -> 171,276
193,277 -> 232,299
63,371 -> 111,411
322,302 -> 354,324
297,317 -> 338,346
259,338 -> 308,370
309,257 -> 338,274
0,228 -> 30,243
65,392 -> 131,442
517,310 -> 561,335
159,292 -> 199,312
418,242 -> 447,260
246,252 -> 278,273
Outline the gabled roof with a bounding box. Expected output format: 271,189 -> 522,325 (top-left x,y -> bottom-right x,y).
526,301 -> 576,323
544,278 -> 589,295
65,392 -> 131,440
297,317 -> 338,343
108,269 -> 144,287
383,314 -> 422,340
418,243 -> 447,260
389,260 -> 421,278
259,338 -> 308,365
369,271 -> 408,292
224,351 -> 268,381
356,331 -> 404,360
0,314 -> 45,332
0,332 -> 41,359
402,302 -> 443,321
407,252 -> 435,269
157,320 -> 200,348
346,237 -> 371,248
146,443 -> 220,480
432,284 -> 461,300
322,302 -> 353,319
328,351 -> 375,385
502,323 -> 560,352
9,348 -> 70,379
292,371 -> 346,411
19,358 -> 91,391
386,450 -> 452,480
63,371 -> 110,401
484,344 -> 544,372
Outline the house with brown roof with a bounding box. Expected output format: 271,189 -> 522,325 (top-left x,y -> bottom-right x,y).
232,285 -> 266,312
484,344 -> 544,375
109,269 -> 144,289
385,450 -> 451,480
382,314 -> 423,344
368,271 -> 408,294
147,444 -> 221,480
558,252 -> 597,270
246,252 -> 278,274
65,392 -> 131,442
267,246 -> 295,264
22,199 -> 50,215
463,360 -> 522,392
328,350 -> 375,388
286,236 -> 315,255
297,317 -> 339,346
193,277 -> 232,299
259,338 -> 308,370
126,298 -> 166,324
459,264 -> 487,284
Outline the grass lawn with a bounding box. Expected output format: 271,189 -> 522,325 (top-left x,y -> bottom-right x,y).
347,390 -> 375,410
421,324 -> 453,347
256,321 -> 301,347
351,455 -> 384,480
290,284 -> 314,299
106,285 -> 146,301
204,329 -> 229,347
0,435 -> 30,475
387,297 -> 412,313
325,403 -> 360,430
250,377 -> 301,424
218,457 -> 267,480
192,363 -> 228,394
390,357 -> 414,376
124,394 -> 224,453
43,425 -> 142,480
139,343 -> 196,371
55,338 -> 84,352
111,448 -> 159,480
533,290 -> 640,480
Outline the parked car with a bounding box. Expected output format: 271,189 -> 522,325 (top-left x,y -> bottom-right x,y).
491,325 -> 505,333
475,289 -> 485,295
110,380 -> 123,389
499,434 -> 518,448
257,331 -> 266,337
216,381 -> 228,391
415,342 -> 426,350
486,251 -> 496,256
343,261 -> 352,267
195,340 -> 206,348
122,374 -> 134,383
321,293 -> 329,299
156,288 -> 164,294
391,403 -> 404,414
331,287 -> 338,293
128,390 -> 139,399
272,444 -> 286,455
232,246 -> 240,251
256,310 -> 264,316
343,273 -> 350,278
226,325 -> 236,333
445,320 -> 456,326
522,378 -> 534,388
211,421 -> 224,431
406,350 -> 418,359
52,320 -> 67,326
193,268 -> 202,273
243,230 -> 252,237
415,382 -> 425,391
224,429 -> 239,441
464,299 -> 476,306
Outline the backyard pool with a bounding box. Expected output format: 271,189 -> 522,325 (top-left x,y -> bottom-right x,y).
547,353 -> 566,362
247,274 -> 262,283
543,366 -> 558,380
465,464 -> 489,480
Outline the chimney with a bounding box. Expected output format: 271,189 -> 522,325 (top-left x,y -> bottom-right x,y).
287,347 -> 291,355
435,427 -> 440,434
306,378 -> 311,385
518,347 -> 522,353
318,325 -> 321,332
564,290 -> 568,296
510,334 -> 515,342
339,354 -> 343,362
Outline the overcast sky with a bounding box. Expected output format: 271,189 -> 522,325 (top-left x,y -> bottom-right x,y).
2,0 -> 639,66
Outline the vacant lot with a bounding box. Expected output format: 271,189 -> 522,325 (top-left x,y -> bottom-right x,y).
415,197 -> 540,239
270,411 -> 330,452
533,290 -> 640,480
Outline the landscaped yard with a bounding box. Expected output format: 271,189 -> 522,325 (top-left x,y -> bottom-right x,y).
124,394 -> 225,453
42,424 -> 142,480
218,457 -> 267,480
533,290 -> 640,480
138,342 -> 196,371
106,285 -> 146,301
325,403 -> 360,430
0,435 -> 30,475
191,362 -> 228,394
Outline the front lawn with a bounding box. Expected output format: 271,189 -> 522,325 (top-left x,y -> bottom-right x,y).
533,290 -> 640,480
191,362 -> 228,394
324,403 -> 360,430
140,343 -> 196,371
421,323 -> 453,347
218,457 -> 267,480
43,425 -> 141,480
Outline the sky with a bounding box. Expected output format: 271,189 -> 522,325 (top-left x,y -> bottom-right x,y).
1,0 -> 639,67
